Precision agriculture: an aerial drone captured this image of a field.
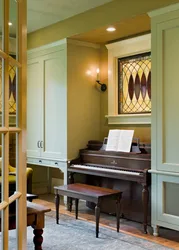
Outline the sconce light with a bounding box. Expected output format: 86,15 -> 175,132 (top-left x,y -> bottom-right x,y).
96,68 -> 107,92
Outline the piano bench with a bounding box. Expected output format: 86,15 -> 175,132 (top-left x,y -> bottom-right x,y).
54,183 -> 122,238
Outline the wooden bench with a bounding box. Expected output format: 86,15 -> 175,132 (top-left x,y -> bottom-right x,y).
54,183 -> 122,238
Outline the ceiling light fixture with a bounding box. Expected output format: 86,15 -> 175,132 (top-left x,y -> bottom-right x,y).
106,27 -> 116,32
8,22 -> 12,26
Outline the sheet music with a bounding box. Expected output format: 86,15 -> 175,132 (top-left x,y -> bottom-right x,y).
106,129 -> 134,152
105,130 -> 119,151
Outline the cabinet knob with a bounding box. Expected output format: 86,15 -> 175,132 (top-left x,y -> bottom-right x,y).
39,160 -> 42,163
55,162 -> 58,165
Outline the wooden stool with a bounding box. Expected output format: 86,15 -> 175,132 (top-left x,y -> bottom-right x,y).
0,202 -> 51,250
54,183 -> 122,238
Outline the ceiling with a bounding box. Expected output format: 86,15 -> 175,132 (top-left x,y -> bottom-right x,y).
70,14 -> 151,44
1,0 -> 114,36
27,0 -> 179,47
27,0 -> 114,33
5,0 -> 179,45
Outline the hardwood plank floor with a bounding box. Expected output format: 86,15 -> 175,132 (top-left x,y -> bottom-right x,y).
34,194 -> 179,250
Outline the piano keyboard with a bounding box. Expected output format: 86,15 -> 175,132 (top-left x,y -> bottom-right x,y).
71,164 -> 141,176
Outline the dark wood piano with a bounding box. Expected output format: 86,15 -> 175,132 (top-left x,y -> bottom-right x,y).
68,140 -> 151,233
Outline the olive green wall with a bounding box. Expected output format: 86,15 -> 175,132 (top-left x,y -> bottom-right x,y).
27,0 -> 179,50
27,0 -> 175,145
28,0 -> 164,189
67,41 -> 101,159
99,45 -> 151,144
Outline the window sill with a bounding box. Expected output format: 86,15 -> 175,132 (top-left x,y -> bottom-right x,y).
105,113 -> 151,125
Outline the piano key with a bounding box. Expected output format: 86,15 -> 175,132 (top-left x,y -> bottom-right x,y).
71,164 -> 141,176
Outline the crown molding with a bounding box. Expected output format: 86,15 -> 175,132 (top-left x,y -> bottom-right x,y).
27,39 -> 67,54
67,39 -> 100,49
148,3 -> 179,17
27,38 -> 100,55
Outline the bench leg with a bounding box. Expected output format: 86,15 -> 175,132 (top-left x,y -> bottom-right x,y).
55,193 -> 60,224
116,197 -> 121,232
75,199 -> 79,219
95,203 -> 100,238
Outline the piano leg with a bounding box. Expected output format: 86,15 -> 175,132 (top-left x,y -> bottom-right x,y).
67,173 -> 74,211
75,199 -> 79,219
68,198 -> 73,212
69,172 -> 74,184
142,184 -> 149,234
116,196 -> 121,232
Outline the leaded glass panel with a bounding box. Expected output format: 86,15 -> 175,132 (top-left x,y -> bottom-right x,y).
118,52 -> 151,114
0,58 -> 16,114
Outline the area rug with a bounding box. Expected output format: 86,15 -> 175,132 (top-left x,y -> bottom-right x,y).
6,212 -> 173,250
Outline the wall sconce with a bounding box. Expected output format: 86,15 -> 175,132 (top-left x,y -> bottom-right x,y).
96,68 -> 107,92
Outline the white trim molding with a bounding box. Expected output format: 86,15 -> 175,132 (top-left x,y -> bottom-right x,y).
27,39 -> 67,54
105,33 -> 151,125
106,113 -> 151,125
149,169 -> 179,177
148,3 -> 179,17
27,38 -> 100,57
67,39 -> 100,49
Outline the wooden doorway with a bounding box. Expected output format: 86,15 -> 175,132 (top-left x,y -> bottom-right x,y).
0,0 -> 27,249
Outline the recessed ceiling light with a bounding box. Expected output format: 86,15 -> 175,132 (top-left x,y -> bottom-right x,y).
8,22 -> 12,26
106,27 -> 116,32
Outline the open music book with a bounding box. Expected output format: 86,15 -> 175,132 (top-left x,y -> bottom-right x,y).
106,129 -> 134,152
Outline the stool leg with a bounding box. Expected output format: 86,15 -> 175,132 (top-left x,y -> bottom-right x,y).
75,199 -> 79,219
33,229 -> 43,250
95,203 -> 100,238
116,197 -> 121,232
55,193 -> 60,224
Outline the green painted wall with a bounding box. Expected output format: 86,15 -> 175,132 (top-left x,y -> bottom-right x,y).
28,0 -> 173,190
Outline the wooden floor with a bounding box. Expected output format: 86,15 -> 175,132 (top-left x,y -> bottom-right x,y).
34,194 -> 179,249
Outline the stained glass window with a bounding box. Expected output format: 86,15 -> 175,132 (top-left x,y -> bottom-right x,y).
0,58 -> 16,114
118,52 -> 151,114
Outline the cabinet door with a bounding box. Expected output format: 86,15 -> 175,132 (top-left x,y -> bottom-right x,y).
152,17 -> 179,173
27,58 -> 43,157
41,50 -> 67,159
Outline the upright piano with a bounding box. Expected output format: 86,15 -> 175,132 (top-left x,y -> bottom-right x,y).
68,140 -> 151,233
